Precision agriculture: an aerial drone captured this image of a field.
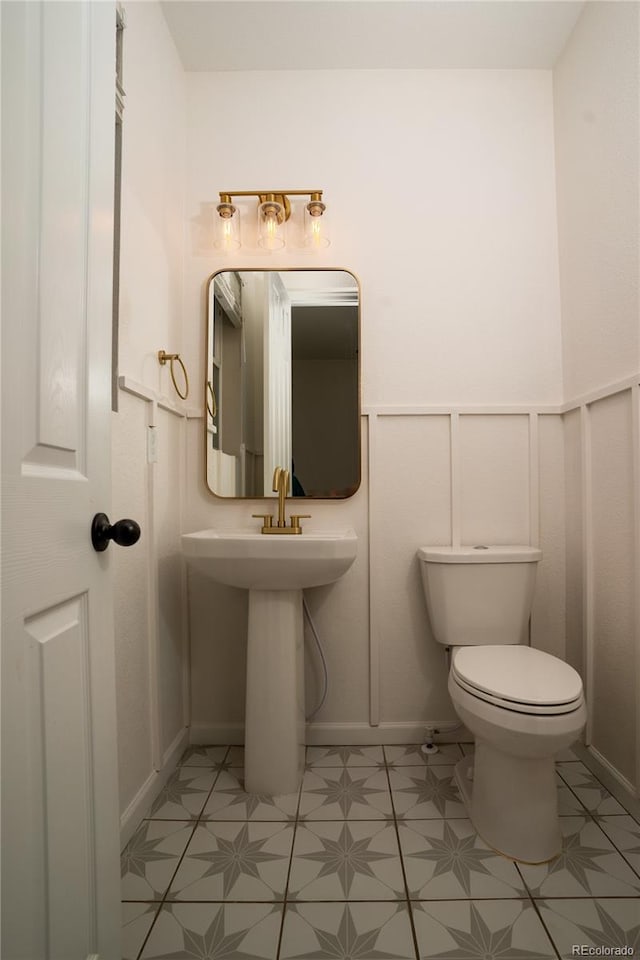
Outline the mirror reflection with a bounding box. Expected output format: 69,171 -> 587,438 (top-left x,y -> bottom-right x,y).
206,269 -> 360,499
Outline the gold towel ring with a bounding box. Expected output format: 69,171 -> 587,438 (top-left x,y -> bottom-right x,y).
206,380 -> 217,419
158,350 -> 189,400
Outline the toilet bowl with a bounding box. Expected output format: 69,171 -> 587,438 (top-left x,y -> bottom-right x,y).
449,645 -> 586,862
418,545 -> 586,864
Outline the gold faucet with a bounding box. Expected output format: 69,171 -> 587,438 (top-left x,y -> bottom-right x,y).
252,466 -> 310,534
273,466 -> 289,526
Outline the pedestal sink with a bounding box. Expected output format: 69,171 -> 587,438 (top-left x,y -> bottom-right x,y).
182,529 -> 357,795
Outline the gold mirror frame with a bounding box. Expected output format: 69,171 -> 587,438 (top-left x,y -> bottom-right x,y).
204,267 -> 361,500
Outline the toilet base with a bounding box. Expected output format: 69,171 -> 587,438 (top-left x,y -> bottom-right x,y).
454,745 -> 561,864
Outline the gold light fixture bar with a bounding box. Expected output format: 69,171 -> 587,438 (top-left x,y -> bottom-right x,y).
219,190 -> 323,222
214,190 -> 329,250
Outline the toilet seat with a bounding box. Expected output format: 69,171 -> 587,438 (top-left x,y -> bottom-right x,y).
451,645 -> 584,716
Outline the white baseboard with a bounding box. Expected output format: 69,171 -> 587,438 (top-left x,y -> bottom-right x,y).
189,720 -> 469,747
190,722 -> 245,745
306,721 -> 470,744
161,725 -> 191,769
119,726 -> 190,850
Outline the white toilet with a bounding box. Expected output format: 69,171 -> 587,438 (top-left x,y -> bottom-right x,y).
418,545 -> 586,864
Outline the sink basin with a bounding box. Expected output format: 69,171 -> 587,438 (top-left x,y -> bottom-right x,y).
182,527 -> 358,796
181,528 -> 357,590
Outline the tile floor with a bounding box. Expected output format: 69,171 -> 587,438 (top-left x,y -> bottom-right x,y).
121,743 -> 640,959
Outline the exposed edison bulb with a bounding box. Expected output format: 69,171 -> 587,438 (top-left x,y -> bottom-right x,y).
304,199 -> 330,249
309,216 -> 323,247
214,202 -> 240,251
266,213 -> 278,242
258,200 -> 285,250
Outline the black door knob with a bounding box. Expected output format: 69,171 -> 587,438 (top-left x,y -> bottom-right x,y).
91,513 -> 141,552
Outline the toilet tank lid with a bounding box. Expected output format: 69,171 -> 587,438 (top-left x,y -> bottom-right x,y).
418,545 -> 542,563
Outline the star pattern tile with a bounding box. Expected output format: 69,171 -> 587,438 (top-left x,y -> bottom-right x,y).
288,820 -> 405,900
167,822 -> 295,901
139,902 -> 282,959
576,902 -> 640,953
389,764 -> 466,818
149,768 -> 217,820
123,744 -> 640,959
413,900 -> 557,959
596,815 -> 640,875
279,902 -> 417,959
538,899 -> 640,960
122,902 -> 158,960
299,767 -> 393,820
121,819 -> 195,901
518,817 -> 640,898
399,819 -> 526,899
202,770 -> 300,821
557,763 -> 627,816
557,785 -> 588,815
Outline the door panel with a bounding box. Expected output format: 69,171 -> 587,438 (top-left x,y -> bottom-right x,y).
26,595 -> 96,954
37,4 -> 88,461
2,3 -> 121,958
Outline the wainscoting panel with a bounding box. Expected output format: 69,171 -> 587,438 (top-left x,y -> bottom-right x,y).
532,414 -> 566,659
563,408 -> 584,676
114,378 -> 194,844
373,415 -> 452,724
459,414 -> 530,546
562,374 -> 640,798
366,406 -> 565,732
589,390 -> 636,785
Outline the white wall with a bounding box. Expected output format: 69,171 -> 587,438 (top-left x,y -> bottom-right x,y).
118,1 -> 185,388
113,0 -> 189,842
183,70 -> 563,406
554,2 -> 639,791
182,68 -> 567,743
554,2 -> 639,400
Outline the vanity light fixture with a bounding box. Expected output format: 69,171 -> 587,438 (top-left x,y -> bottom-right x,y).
214,197 -> 241,251
257,195 -> 285,250
304,193 -> 330,249
214,190 -> 329,251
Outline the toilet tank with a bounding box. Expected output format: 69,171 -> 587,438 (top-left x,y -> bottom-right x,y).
417,545 -> 542,647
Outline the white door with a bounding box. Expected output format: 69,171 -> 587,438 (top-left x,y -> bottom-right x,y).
2,3 -> 121,958
263,272 -> 292,490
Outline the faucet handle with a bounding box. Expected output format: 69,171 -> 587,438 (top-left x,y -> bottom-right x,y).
252,513 -> 274,531
290,514 -> 311,531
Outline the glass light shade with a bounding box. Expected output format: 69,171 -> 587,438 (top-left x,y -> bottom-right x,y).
304,200 -> 330,249
214,202 -> 241,251
257,200 -> 285,250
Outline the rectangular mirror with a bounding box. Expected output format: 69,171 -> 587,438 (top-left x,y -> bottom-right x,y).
205,268 -> 360,499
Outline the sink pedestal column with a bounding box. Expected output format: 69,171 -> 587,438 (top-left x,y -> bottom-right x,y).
245,589 -> 306,795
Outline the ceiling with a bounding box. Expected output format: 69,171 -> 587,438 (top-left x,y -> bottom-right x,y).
161,1 -> 586,72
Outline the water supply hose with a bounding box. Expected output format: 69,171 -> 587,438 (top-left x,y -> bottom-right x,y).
304,596 -> 329,721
